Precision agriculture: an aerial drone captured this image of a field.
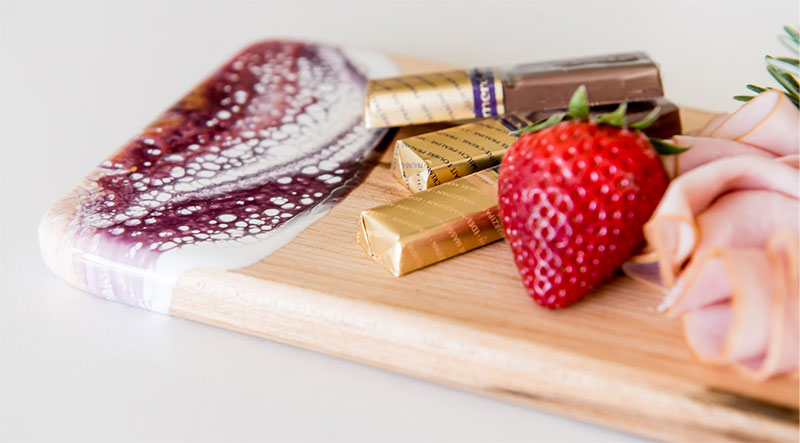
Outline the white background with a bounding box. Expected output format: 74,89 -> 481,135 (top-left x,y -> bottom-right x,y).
1,0 -> 797,442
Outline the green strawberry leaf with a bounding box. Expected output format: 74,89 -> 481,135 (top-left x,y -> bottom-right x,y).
567,85 -> 590,120
733,95 -> 754,102
510,113 -> 565,135
595,103 -> 628,126
650,137 -> 689,155
629,106 -> 662,130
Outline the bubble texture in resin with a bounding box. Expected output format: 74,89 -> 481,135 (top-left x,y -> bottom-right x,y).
39,41 -> 399,312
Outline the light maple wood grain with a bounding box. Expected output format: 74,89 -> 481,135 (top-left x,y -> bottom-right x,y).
170,56 -> 800,442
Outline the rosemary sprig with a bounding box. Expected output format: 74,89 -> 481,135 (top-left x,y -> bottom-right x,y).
735,25 -> 800,108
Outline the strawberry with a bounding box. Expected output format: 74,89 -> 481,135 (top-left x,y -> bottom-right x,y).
498,86 -> 681,309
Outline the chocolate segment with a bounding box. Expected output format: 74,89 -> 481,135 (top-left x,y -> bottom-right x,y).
503,52 -> 663,113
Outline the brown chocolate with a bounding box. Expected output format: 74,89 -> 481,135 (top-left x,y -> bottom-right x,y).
503,52 -> 664,113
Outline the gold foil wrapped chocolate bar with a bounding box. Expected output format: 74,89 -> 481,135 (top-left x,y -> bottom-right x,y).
357,168 -> 502,276
392,99 -> 682,193
392,114 -> 530,192
364,68 -> 504,128
364,52 -> 664,128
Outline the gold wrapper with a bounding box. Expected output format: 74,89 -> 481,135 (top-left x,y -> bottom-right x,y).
364,68 -> 505,128
392,114 -> 531,192
357,168 -> 503,276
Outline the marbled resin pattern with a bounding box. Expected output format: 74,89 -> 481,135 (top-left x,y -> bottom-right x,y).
39,41 -> 398,312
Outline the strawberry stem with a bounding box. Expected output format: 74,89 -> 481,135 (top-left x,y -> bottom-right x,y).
594,103 -> 628,126
629,106 -> 661,129
567,85 -> 590,120
507,86 -> 671,139
650,137 -> 689,155
511,113 -> 565,135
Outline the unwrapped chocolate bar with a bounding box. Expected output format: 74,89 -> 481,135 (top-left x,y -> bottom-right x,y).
392,99 -> 681,192
364,52 -> 663,128
357,168 -> 502,276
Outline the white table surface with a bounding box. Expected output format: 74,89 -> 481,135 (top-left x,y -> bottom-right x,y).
1,1 -> 796,441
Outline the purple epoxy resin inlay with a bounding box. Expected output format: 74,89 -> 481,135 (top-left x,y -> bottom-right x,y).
39,41 -> 399,312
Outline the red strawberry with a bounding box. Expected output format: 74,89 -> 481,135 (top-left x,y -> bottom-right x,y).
498,87 -> 675,309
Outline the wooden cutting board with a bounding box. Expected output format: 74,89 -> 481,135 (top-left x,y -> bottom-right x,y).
40,48 -> 798,441
165,57 -> 799,442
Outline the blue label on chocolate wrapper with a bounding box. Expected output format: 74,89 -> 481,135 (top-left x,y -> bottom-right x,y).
497,114 -> 530,132
470,68 -> 500,118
